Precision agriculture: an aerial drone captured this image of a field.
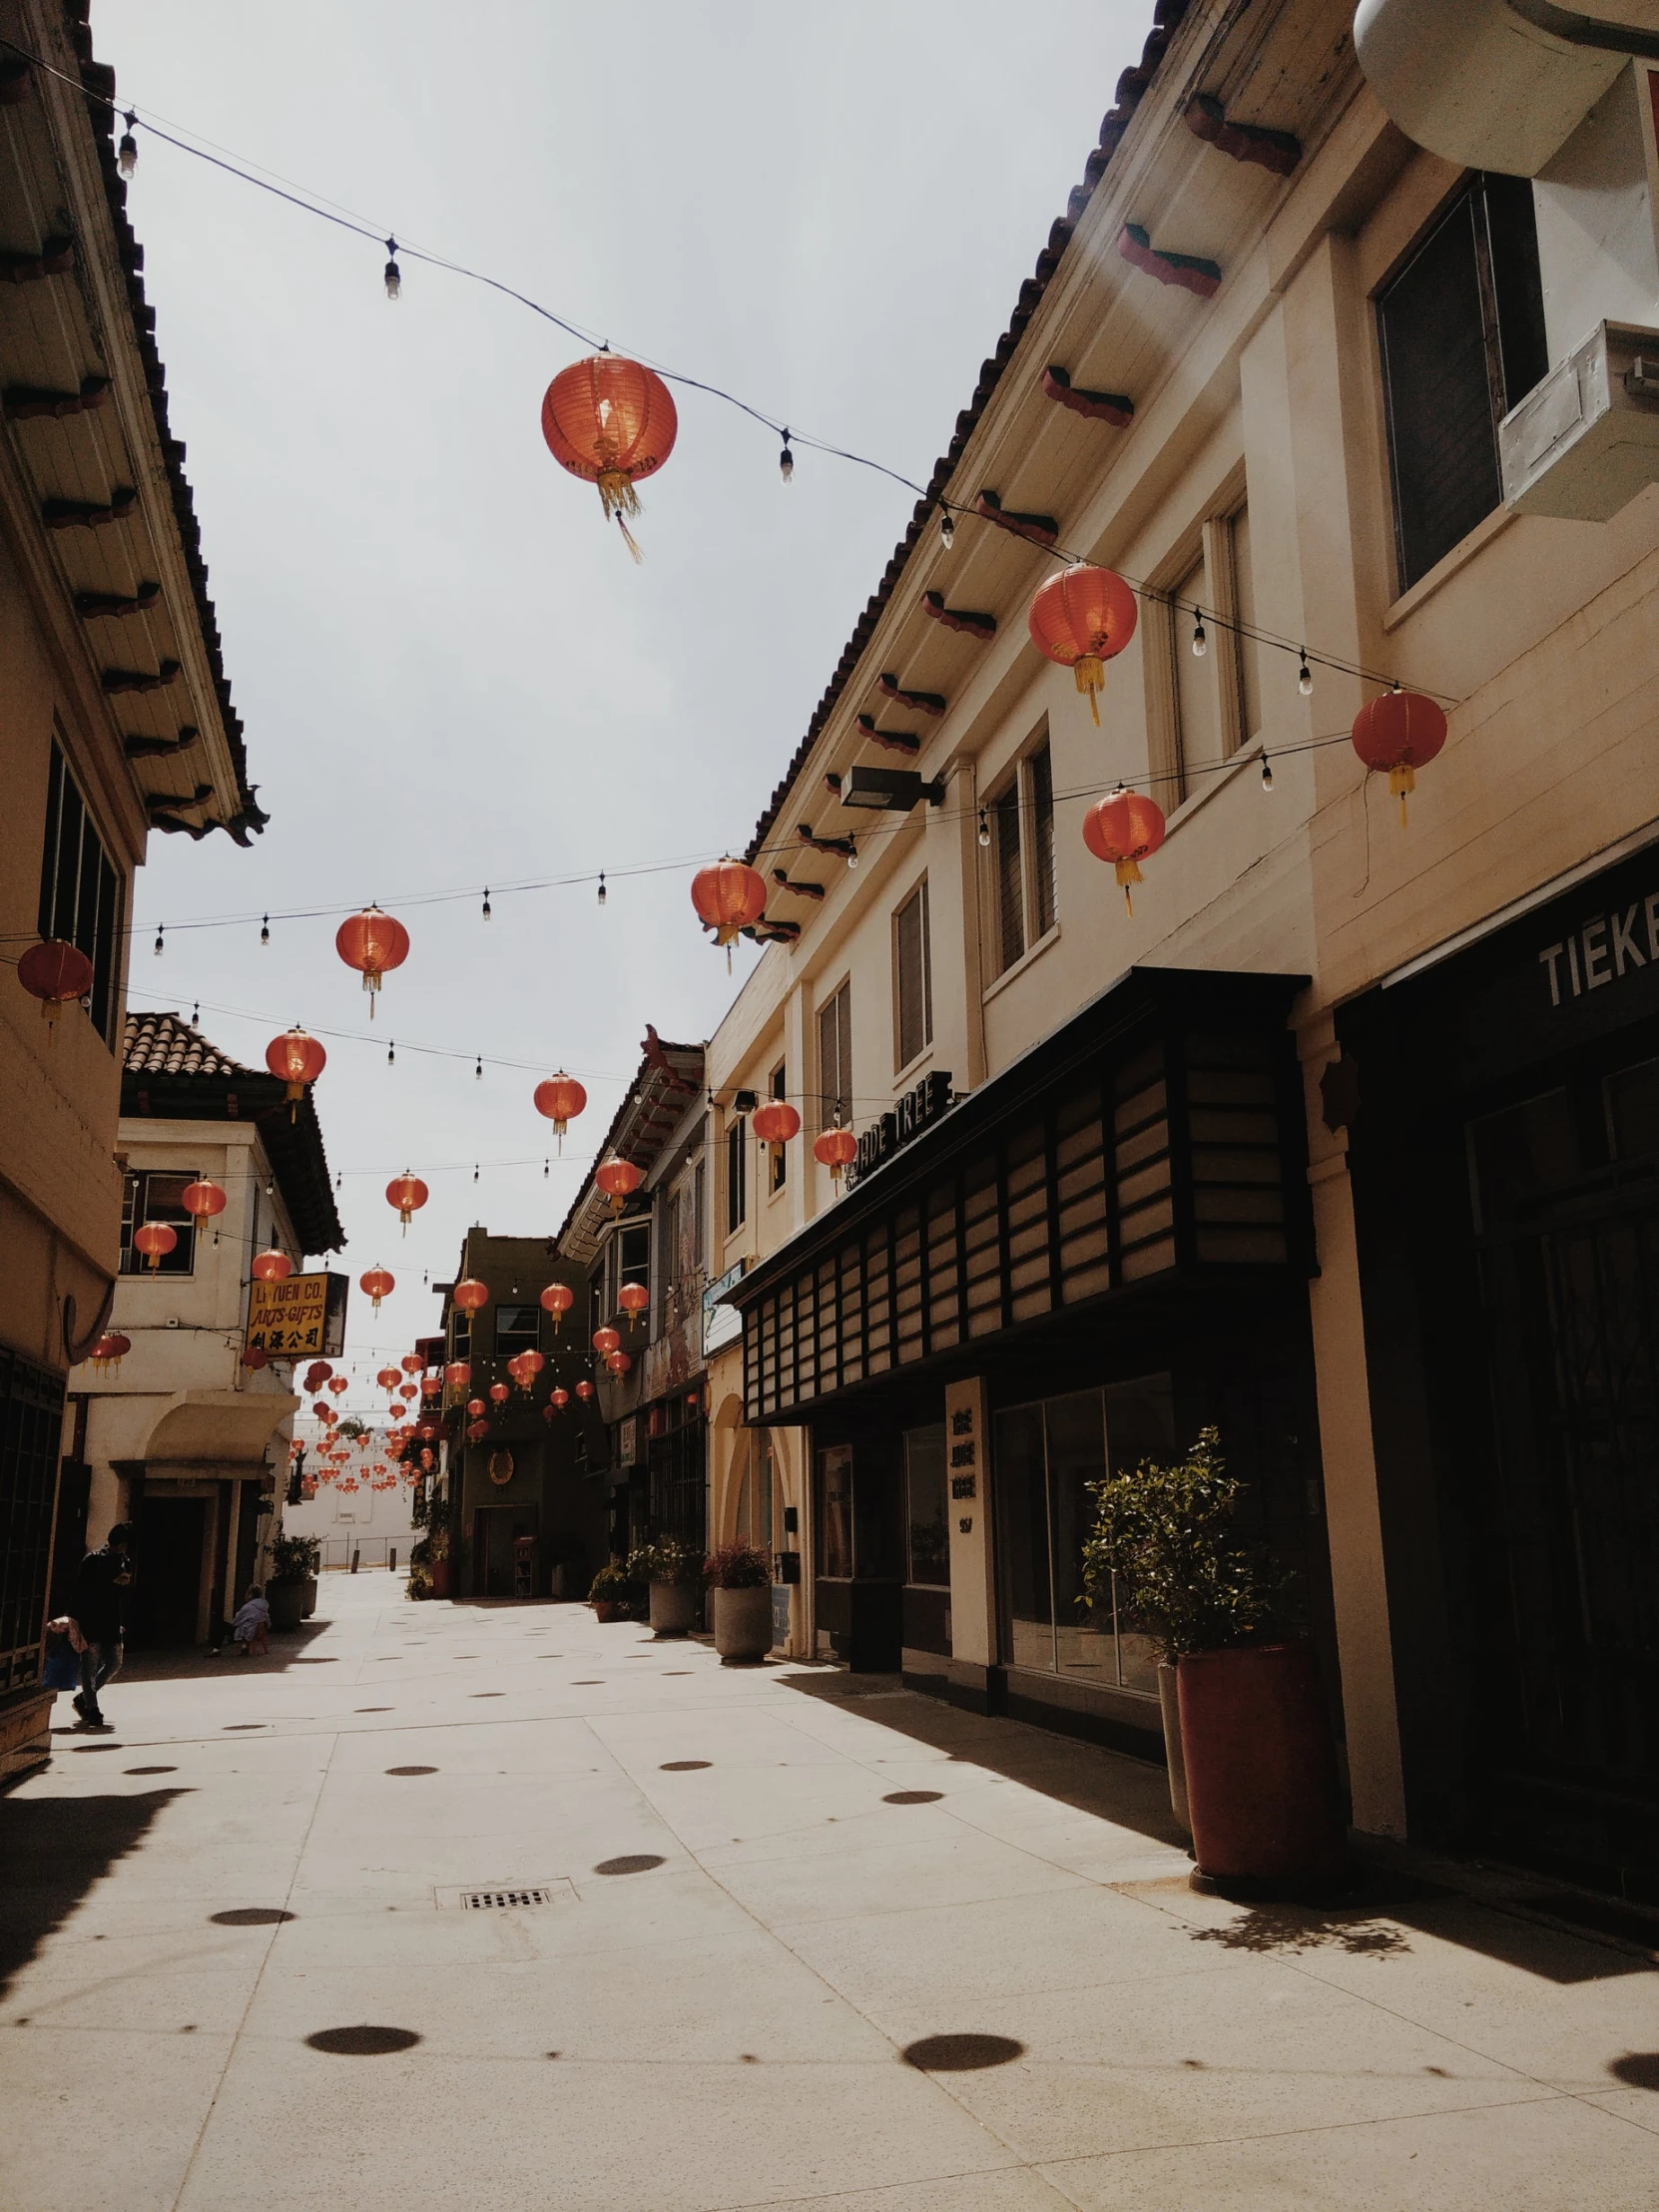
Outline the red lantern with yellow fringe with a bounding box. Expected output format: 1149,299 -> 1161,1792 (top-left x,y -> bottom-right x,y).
1082,789 -> 1167,915
541,354 -> 678,559
1351,690 -> 1447,826
1027,565 -> 1139,726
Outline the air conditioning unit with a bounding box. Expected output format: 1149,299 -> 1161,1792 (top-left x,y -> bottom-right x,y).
1501,320 -> 1659,519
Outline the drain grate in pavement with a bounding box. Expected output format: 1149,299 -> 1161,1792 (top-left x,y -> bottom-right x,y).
463,1888 -> 555,1911
435,1878 -> 575,1911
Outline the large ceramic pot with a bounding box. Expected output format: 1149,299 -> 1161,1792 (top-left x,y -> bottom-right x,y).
300,1576 -> 318,1620
649,1581 -> 698,1637
1177,1641 -> 1348,1896
592,1599 -> 618,1623
430,1558 -> 451,1600
1156,1662 -> 1191,1837
268,1582 -> 305,1633
713,1584 -> 772,1665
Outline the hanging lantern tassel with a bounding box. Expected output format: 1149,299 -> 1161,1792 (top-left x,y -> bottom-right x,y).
1115,855 -> 1142,917
1390,762 -> 1415,826
1074,655 -> 1105,726
602,477 -> 645,563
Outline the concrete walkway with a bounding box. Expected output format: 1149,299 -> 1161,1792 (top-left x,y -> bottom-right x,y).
4,1573 -> 1658,2212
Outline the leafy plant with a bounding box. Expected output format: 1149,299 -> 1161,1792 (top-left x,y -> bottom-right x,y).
1079,1427 -> 1286,1664
704,1540 -> 770,1589
335,1415 -> 369,1441
589,1561 -> 645,1612
627,1538 -> 704,1588
270,1532 -> 320,1586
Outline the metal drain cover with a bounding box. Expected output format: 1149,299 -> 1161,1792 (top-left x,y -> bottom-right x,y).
434,1878 -> 576,1911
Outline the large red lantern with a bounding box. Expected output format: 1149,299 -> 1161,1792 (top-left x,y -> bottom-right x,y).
467,1418 -> 489,1443
814,1126 -> 857,1186
467,1396 -> 486,1418
540,353 -> 678,554
265,1026 -> 326,1119
488,1381 -> 510,1406
1351,690 -> 1447,825
327,1375 -> 349,1396
1028,565 -> 1139,726
375,1366 -> 400,1390
89,1332 -> 131,1377
304,1361 -> 332,1388
692,858 -> 768,955
251,1248 -> 292,1283
550,1386 -> 570,1412
17,938 -> 93,1025
1082,789 -> 1167,915
752,1100 -> 801,1160
181,1179 -> 228,1231
400,1353 -> 424,1376
593,1326 -> 621,1359
516,1349 -> 546,1391
452,1278 -> 490,1316
398,1381 -> 418,1401
539,1282 -> 574,1333
595,1154 -> 643,1213
132,1221 -> 177,1271
617,1282 -> 650,1333
386,1173 -> 428,1234
242,1345 -> 270,1372
533,1073 -> 587,1152
575,1380 -> 595,1402
335,905 -> 408,1015
360,1266 -> 395,1312
419,1375 -> 442,1399
606,1349 -> 632,1376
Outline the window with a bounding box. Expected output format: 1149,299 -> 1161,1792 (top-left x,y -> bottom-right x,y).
1230,504 -> 1264,747
903,1423 -> 948,1586
38,736 -> 122,1044
120,1170 -> 198,1276
769,1064 -> 788,1193
693,1160 -> 706,1267
1378,173 -> 1547,593
818,982 -> 852,1132
618,1222 -> 651,1317
726,1114 -> 747,1235
986,737 -> 1057,979
819,1442 -> 853,1577
1171,550 -> 1222,786
493,1304 -> 539,1356
893,879 -> 933,1074
1165,506 -> 1266,800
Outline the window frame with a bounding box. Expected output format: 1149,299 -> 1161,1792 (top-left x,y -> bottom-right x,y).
982,732 -> 1058,982
892,875 -> 934,1077
817,980 -> 852,1135
38,733 -> 124,1047
1152,498 -> 1255,807
120,1168 -> 201,1277
768,1063 -> 788,1195
726,1112 -> 748,1237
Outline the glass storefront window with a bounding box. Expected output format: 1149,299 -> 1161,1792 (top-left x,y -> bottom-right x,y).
819,1444 -> 852,1578
903,1424 -> 948,1586
993,1375 -> 1174,1694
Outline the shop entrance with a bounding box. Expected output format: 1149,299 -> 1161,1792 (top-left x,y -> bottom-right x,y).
475,1505 -> 537,1597
131,1494 -> 206,1646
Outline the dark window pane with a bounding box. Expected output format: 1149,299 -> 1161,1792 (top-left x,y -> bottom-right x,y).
1468,1090 -> 1580,1231
993,1402 -> 1052,1669
1030,744 -> 1056,936
37,744 -> 63,939
995,784 -> 1024,972
895,883 -> 931,1071
124,1170 -> 198,1275
820,1443 -> 852,1578
904,1423 -> 949,1585
1484,173 -> 1548,411
727,1117 -> 747,1233
1607,1057 -> 1659,1161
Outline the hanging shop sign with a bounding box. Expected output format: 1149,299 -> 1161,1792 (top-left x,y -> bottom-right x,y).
703,1259 -> 747,1356
848,1070 -> 953,1188
246,1271 -> 348,1357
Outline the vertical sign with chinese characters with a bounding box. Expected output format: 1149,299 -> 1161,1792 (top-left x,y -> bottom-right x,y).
943,1376 -> 994,1668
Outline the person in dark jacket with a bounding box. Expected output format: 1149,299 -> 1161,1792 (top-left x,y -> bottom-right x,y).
67,1523 -> 134,1729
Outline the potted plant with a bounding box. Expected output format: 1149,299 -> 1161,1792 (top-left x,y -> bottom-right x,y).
268,1533 -> 317,1632
1081,1427 -> 1348,1897
628,1539 -> 704,1637
705,1541 -> 773,1664
548,1529 -> 587,1601
588,1560 -> 642,1622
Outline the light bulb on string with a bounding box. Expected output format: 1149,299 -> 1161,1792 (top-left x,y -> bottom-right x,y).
1261,754 -> 1275,792
779,429 -> 794,483
383,236 -> 401,300
543,1159 -> 550,1179
473,1163 -> 480,1183
474,1055 -> 483,1081
153,925 -> 164,956
846,835 -> 858,871
387,1040 -> 395,1067
939,508 -> 955,550
118,112 -> 139,176
481,887 -> 491,920
977,808 -> 991,848
597,872 -> 607,907
1298,650 -> 1313,698
260,914 -> 270,946
1191,613 -> 1207,658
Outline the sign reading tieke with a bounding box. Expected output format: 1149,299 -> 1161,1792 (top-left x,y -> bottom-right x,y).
246,1271 -> 348,1357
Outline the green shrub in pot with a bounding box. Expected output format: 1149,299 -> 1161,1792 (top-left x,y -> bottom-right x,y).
628,1538 -> 704,1636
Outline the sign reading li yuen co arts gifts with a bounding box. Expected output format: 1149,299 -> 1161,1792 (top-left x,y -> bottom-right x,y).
246,1271 -> 348,1357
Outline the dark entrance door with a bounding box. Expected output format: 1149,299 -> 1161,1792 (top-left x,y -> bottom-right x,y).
131,1495 -> 206,1646
475,1505 -> 536,1597
814,1439 -> 903,1671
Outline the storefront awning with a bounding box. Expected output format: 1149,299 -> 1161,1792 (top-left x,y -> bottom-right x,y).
140,1388 -> 299,1471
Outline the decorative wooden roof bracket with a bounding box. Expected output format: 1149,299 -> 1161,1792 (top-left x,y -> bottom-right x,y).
102,659 -> 180,695
1184,95 -> 1300,177
0,236 -> 74,282
4,374 -> 108,420
973,489 -> 1059,548
1041,365 -> 1134,427
875,673 -> 945,717
745,917 -> 802,945
856,713 -> 920,756
124,724 -> 199,762
823,772 -> 842,796
45,487 -> 137,529
773,867 -> 826,902
797,824 -> 856,859
922,591 -> 996,640
76,580 -> 162,620
1117,223 -> 1221,298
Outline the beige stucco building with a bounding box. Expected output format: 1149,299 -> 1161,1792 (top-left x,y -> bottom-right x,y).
705,0 -> 1659,1896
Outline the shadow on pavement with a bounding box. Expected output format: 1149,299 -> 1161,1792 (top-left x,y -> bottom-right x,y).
119,1615 -> 336,1679
0,1787 -> 190,1995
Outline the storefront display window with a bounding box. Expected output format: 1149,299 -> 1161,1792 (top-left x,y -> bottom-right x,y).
903,1424 -> 948,1586
820,1443 -> 852,1577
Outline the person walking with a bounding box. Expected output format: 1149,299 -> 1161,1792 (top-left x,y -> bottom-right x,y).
67,1522 -> 134,1730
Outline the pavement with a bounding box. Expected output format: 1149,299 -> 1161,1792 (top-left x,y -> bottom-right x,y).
3,1573 -> 1658,2212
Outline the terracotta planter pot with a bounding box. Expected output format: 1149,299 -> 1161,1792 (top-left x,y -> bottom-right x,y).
713,1583 -> 772,1664
300,1576 -> 318,1619
649,1581 -> 698,1637
430,1558 -> 451,1600
268,1582 -> 305,1633
592,1599 -> 618,1622
1157,1662 -> 1191,1836
1177,1642 -> 1348,1895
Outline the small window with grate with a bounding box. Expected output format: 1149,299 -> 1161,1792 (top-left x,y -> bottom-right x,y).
121,1170 -> 199,1276
893,878 -> 932,1074
493,1305 -> 539,1356
38,735 -> 123,1046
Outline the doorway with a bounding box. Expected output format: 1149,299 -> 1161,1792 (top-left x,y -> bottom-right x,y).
475,1505 -> 537,1597
131,1495 -> 207,1646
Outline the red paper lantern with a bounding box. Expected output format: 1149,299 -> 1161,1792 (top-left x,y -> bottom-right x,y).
814,1126 -> 857,1185
550,1386 -> 570,1411
605,1349 -> 632,1376
251,1248 -> 291,1283
1082,790 -> 1167,915
375,1367 -> 400,1390
488,1381 -> 510,1406
132,1221 -> 177,1271
595,1155 -> 643,1212
310,1398 -> 331,1420
516,1349 -> 546,1389
89,1332 -> 130,1377
327,1375 -> 349,1395
398,1382 -> 418,1401
360,1266 -> 395,1312
444,1360 -> 471,1390
335,905 -> 408,1015
467,1418 -> 489,1443
416,1419 -> 438,1442
1351,690 -> 1448,825
467,1397 -> 486,1418
419,1375 -> 442,1399
386,1173 -> 428,1234
593,1326 -> 621,1359
752,1100 -> 801,1155
691,858 -> 768,950
242,1345 -> 270,1371
419,1448 -> 434,1470
305,1361 -> 333,1388
541,354 -> 678,551
505,1353 -> 526,1389
180,1179 -> 228,1231
539,1282 -> 574,1332
533,1072 -> 587,1151
1027,565 -> 1139,725
265,1026 -> 326,1115
17,938 -> 93,1024
452,1278 -> 490,1315
575,1380 -> 595,1401
399,1353 -> 423,1376
617,1282 -> 650,1332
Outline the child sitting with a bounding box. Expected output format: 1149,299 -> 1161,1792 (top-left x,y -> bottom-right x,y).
230,1585 -> 271,1656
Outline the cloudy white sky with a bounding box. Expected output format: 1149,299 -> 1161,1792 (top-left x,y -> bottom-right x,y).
95,0 -> 1150,1409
